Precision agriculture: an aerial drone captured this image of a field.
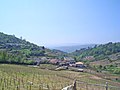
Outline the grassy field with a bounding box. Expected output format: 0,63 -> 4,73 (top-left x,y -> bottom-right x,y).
0,64 -> 120,90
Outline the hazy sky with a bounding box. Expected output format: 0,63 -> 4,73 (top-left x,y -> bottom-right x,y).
0,0 -> 120,47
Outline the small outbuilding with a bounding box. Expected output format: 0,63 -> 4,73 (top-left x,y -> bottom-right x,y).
49,59 -> 60,65
75,62 -> 84,68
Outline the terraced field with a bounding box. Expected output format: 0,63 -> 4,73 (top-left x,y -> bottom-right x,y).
0,64 -> 120,90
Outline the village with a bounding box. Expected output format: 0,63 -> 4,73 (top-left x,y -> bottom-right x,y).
33,57 -> 85,72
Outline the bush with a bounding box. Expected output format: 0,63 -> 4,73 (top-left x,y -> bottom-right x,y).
113,68 -> 120,74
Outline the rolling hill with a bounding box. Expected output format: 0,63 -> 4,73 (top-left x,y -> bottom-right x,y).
0,32 -> 66,64
71,42 -> 120,61
70,42 -> 120,74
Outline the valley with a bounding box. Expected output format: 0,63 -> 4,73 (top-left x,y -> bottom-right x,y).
0,32 -> 120,90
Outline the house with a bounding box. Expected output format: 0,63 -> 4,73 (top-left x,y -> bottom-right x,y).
59,62 -> 69,66
69,64 -> 76,67
49,59 -> 60,65
55,66 -> 68,71
75,62 -> 84,68
63,57 -> 75,65
77,68 -> 84,72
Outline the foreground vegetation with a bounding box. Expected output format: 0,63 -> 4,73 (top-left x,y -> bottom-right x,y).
0,64 -> 120,90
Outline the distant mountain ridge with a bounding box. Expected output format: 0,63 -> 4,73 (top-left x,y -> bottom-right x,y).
53,44 -> 96,52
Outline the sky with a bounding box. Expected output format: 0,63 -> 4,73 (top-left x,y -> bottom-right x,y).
0,0 -> 120,47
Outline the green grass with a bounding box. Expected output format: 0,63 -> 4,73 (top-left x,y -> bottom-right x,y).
39,64 -> 57,70
0,64 -> 120,90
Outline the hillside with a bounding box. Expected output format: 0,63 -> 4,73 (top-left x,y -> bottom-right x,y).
0,32 -> 66,64
71,42 -> 120,74
71,42 -> 120,61
52,44 -> 96,52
